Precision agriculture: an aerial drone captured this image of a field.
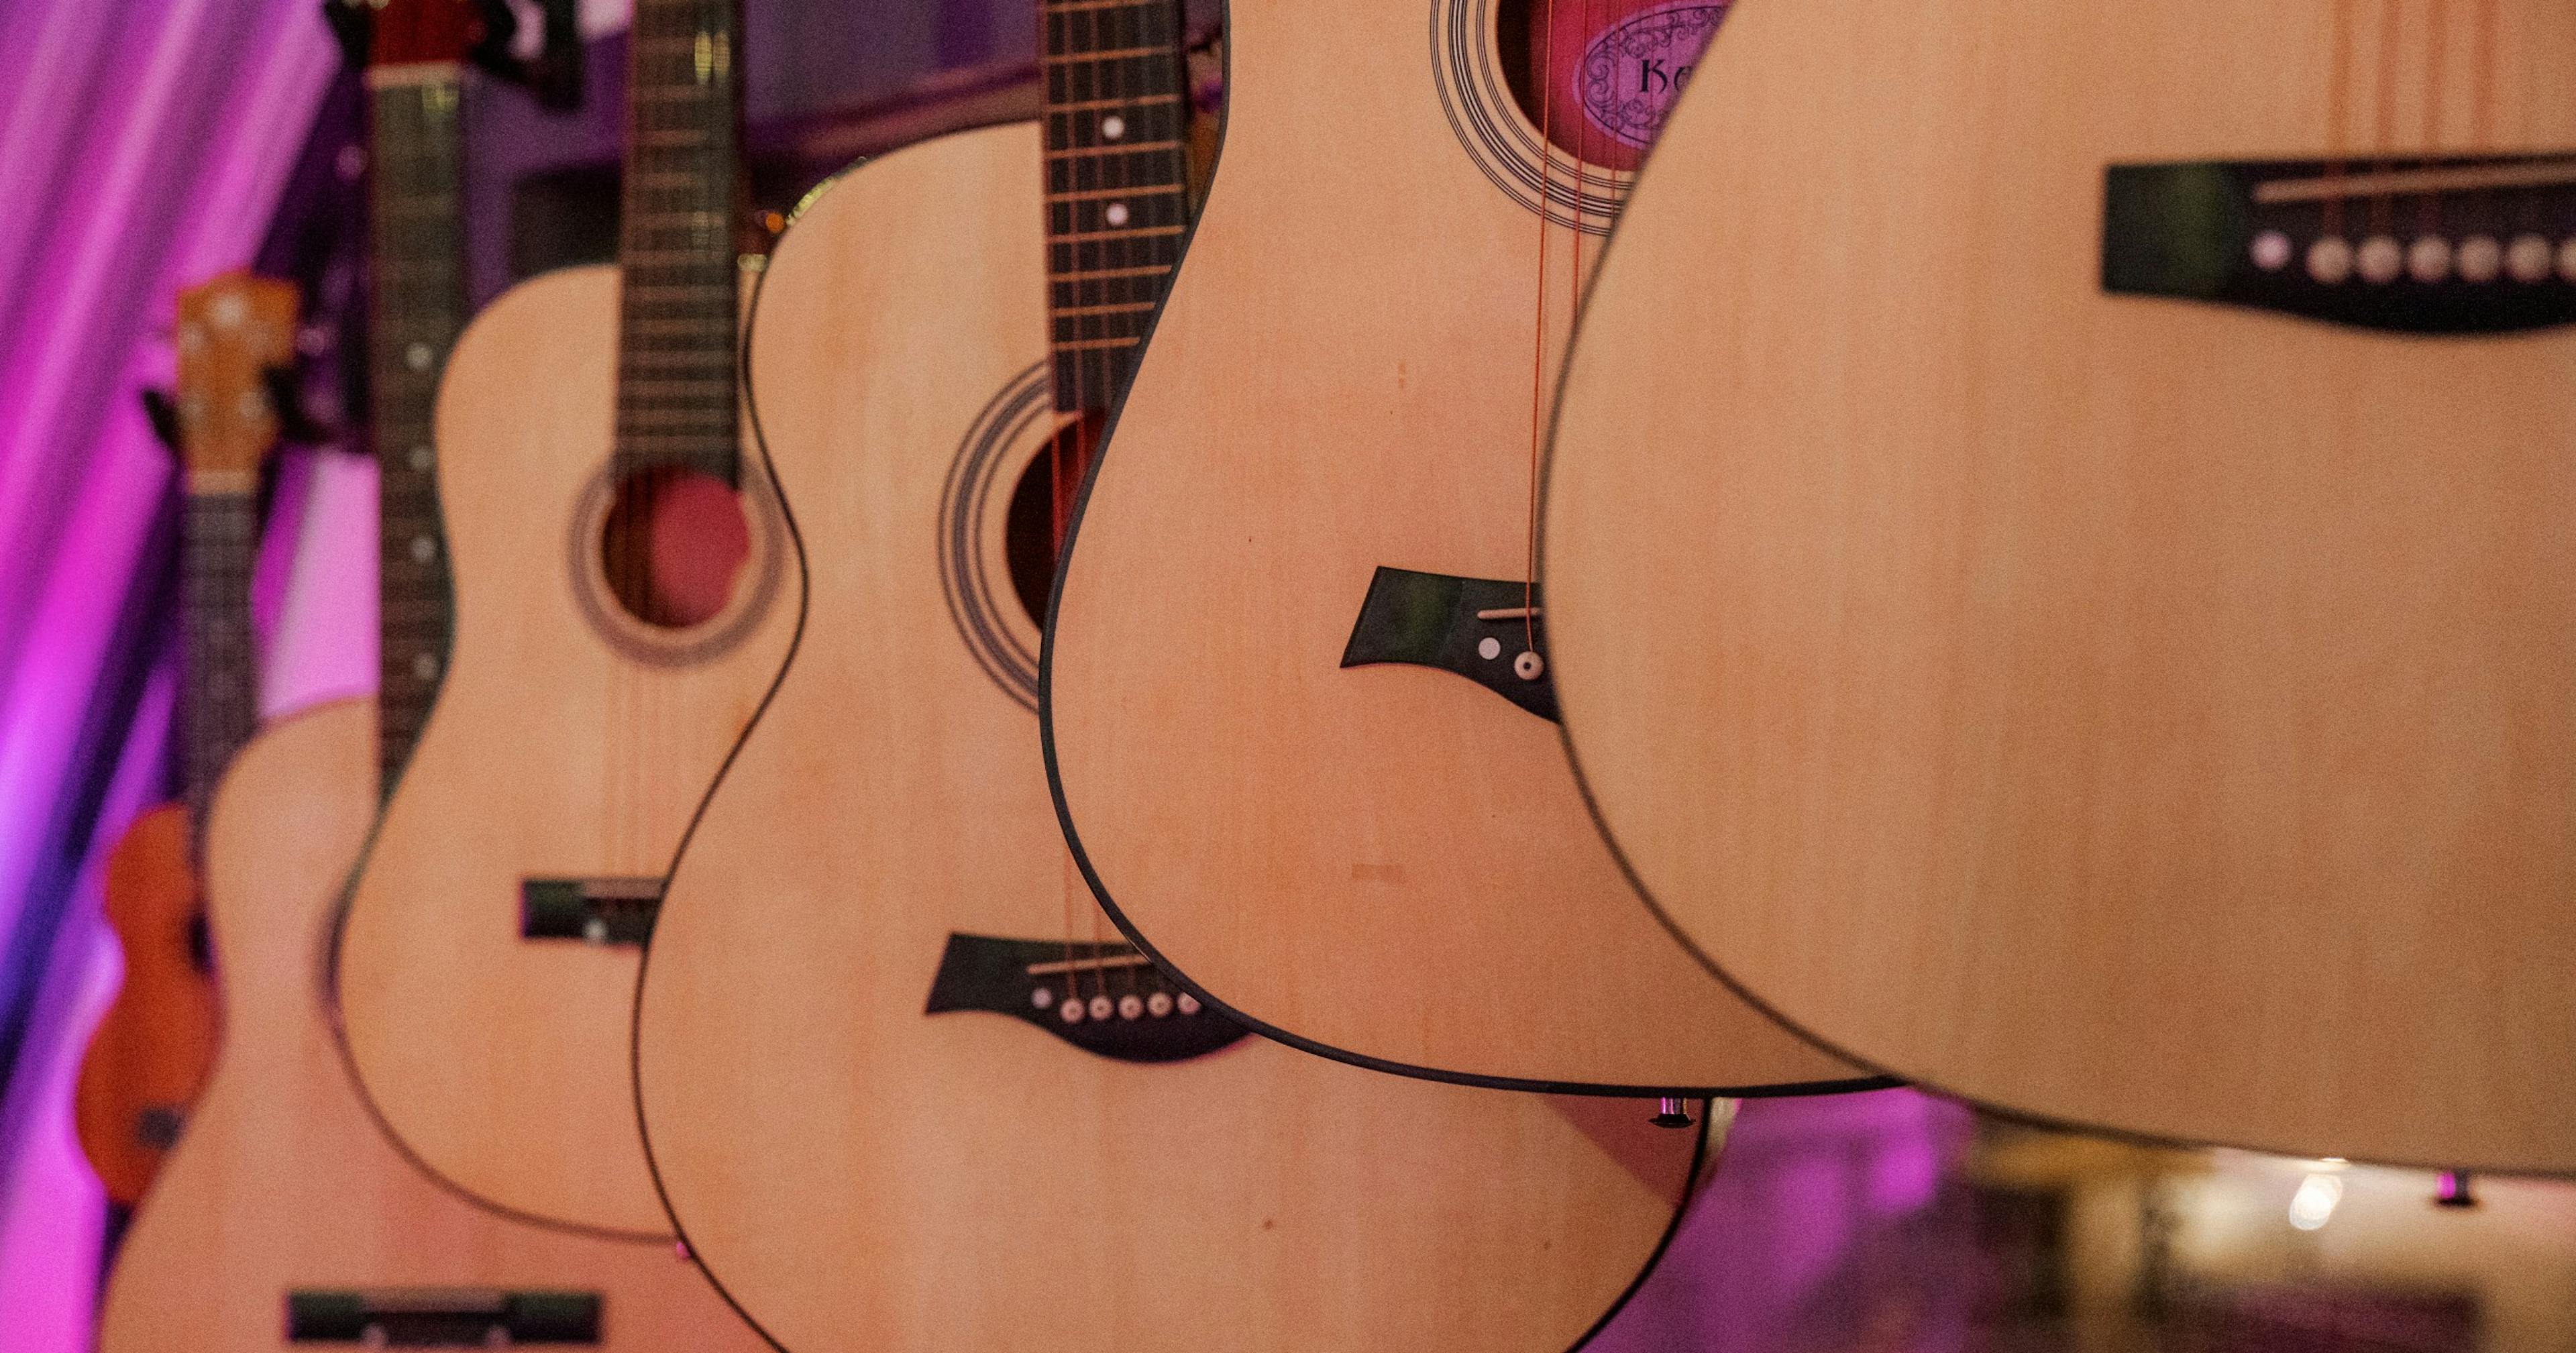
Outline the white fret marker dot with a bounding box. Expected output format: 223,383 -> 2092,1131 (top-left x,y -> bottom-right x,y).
411,535 -> 437,563
406,342 -> 433,372
1031,986 -> 1055,1010
2356,235 -> 2404,285
2508,235 -> 2555,282
409,444 -> 433,472
2307,236 -> 2355,284
1104,202 -> 1130,227
2458,236 -> 2504,284
2407,235 -> 2453,284
2250,231 -> 2293,272
1101,115 -> 1126,141
413,652 -> 439,682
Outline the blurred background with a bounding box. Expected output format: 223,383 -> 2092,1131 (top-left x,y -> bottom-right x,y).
0,0 -> 2567,1347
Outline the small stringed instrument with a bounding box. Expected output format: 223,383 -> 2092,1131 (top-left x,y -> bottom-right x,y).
75,272 -> 294,1209
335,0 -> 793,1236
101,8 -> 767,1344
633,6 -> 1711,1347
1543,0 -> 2576,1171
1040,0 -> 1874,1093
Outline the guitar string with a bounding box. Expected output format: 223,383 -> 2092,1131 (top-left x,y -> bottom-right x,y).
1523,0 -> 1560,659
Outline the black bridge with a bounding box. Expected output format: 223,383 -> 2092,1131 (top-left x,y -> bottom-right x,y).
520,877 -> 660,946
286,1289 -> 600,1345
1341,567 -> 1556,721
2104,154 -> 2576,333
926,934 -> 1248,1063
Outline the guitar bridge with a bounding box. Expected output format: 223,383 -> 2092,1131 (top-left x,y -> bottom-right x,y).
519,878 -> 661,946
285,1289 -> 600,1345
925,934 -> 1248,1063
2104,154 -> 2576,333
1342,567 -> 1557,721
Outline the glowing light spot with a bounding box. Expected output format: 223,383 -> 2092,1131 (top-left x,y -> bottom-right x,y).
2288,1172 -> 2343,1230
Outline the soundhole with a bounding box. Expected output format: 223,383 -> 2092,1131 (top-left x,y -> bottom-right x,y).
1002,426 -> 1069,632
1432,0 -> 1729,228
598,466 -> 751,630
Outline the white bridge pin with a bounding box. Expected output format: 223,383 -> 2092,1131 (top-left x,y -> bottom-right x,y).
1513,650 -> 1545,682
1176,993 -> 1201,1016
2508,234 -> 2555,283
1061,996 -> 1085,1024
1118,994 -> 1144,1020
2250,230 -> 2293,272
1088,995 -> 1114,1021
2307,235 -> 2355,285
2458,236 -> 2504,284
2407,235 -> 2453,284
2356,235 -> 2404,285
1147,991 -> 1173,1017
1031,986 -> 1055,1010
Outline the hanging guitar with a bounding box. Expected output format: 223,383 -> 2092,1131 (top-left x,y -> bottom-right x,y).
1543,0 -> 2576,1171
74,272 -> 294,1211
334,0 -> 793,1238
101,6 -> 764,1346
631,5 -> 1715,1348
1038,0 -> 1878,1095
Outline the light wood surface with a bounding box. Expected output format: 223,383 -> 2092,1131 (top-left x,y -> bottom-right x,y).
1544,0 -> 2576,1171
635,121 -> 1711,1353
100,700 -> 765,1351
1038,0 -> 1864,1092
76,805 -> 216,1207
337,267 -> 794,1236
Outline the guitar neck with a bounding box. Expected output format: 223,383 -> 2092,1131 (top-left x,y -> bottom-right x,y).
180,490 -> 260,831
614,0 -> 745,485
368,64 -> 469,791
1040,0 -> 1190,423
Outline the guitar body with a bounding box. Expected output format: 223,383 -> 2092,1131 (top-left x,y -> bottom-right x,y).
635,122 -> 1708,1353
337,267 -> 793,1236
1544,0 -> 2576,1169
100,700 -> 762,1352
77,804 -> 217,1207
1041,0 -> 1863,1091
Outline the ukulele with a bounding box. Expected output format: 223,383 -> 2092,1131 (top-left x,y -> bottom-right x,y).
1542,0 -> 2576,1171
74,272 -> 294,1209
335,0 -> 793,1237
101,8 -> 767,1345
1039,0 -> 1875,1094
631,6 -> 1713,1348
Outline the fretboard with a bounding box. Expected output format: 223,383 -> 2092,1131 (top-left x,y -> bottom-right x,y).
614,0 -> 744,484
181,491 -> 261,834
368,66 -> 468,792
1041,0 -> 1190,417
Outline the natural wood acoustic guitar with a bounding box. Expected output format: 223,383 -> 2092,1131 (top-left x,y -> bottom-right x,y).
103,11 -> 767,1345
633,7 -> 1715,1347
335,0 -> 793,1237
74,272 -> 294,1209
1542,0 -> 2576,1171
1039,0 -> 1875,1094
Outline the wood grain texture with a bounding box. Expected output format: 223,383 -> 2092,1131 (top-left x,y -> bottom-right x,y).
337,266 -> 794,1236
99,700 -> 764,1352
635,121 -> 1709,1353
1038,0 -> 1862,1093
76,805 -> 216,1207
1544,0 -> 2576,1171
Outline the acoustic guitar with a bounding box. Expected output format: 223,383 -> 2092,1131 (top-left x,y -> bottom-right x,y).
335,0 -> 793,1237
102,9 -> 766,1345
74,272 -> 294,1209
1542,0 -> 2576,1171
1039,0 -> 1876,1094
631,6 -> 1713,1348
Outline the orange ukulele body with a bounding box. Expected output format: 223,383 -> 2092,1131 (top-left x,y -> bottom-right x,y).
77,806 -> 217,1207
